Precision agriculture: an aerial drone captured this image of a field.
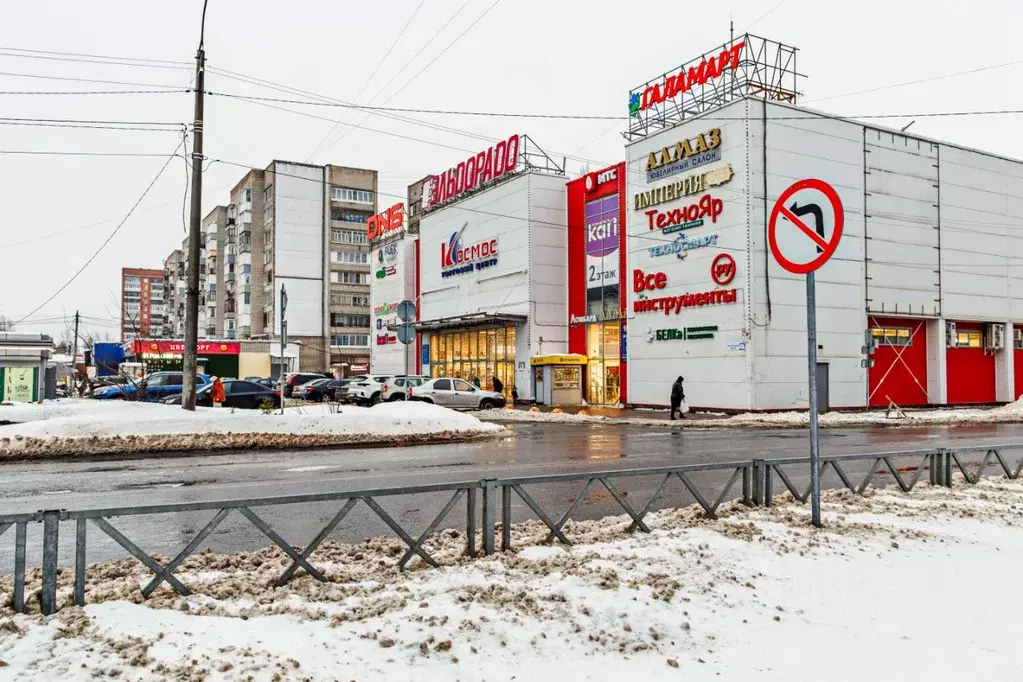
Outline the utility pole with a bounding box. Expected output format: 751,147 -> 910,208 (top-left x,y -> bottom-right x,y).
72,310 -> 80,397
181,0 -> 210,411
279,283 -> 288,415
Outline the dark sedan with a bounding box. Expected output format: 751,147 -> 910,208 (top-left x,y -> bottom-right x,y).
303,379 -> 346,402
162,379 -> 281,409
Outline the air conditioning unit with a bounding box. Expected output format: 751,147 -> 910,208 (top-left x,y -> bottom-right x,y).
985,323 -> 1005,350
946,321 -> 957,348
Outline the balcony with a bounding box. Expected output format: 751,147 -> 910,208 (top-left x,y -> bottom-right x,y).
239,242 -> 251,254
207,283 -> 216,292
239,326 -> 251,338
227,254 -> 235,265
226,273 -> 235,283
242,284 -> 251,294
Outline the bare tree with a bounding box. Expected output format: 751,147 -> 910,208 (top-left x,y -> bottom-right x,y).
0,315 -> 15,332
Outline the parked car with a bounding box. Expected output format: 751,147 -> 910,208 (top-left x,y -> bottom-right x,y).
333,377 -> 363,403
245,376 -> 275,388
162,379 -> 281,409
411,378 -> 506,410
282,372 -> 332,397
347,375 -> 393,405
380,375 -> 430,401
93,372 -> 211,402
292,377 -> 331,400
304,379 -> 345,402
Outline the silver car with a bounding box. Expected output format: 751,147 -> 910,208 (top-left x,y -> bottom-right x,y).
411,378 -> 507,410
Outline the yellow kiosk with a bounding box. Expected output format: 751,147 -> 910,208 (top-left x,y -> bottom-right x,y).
530,354 -> 587,406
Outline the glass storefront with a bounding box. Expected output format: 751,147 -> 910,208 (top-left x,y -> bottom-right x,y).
428,326 -> 516,397
586,322 -> 620,405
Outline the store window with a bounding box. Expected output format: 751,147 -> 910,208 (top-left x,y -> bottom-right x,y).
954,330 -> 982,348
871,327 -> 912,347
1014,328 -> 1023,350
427,326 -> 516,398
586,322 -> 621,405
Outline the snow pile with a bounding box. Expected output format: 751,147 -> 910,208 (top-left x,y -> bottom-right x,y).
0,401 -> 504,459
2,478 -> 1022,680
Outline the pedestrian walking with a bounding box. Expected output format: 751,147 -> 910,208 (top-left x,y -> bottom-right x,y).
211,376 -> 226,407
472,376 -> 481,388
669,376 -> 686,420
492,375 -> 504,394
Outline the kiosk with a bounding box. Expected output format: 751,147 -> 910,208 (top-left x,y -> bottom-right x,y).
530,354 -> 587,406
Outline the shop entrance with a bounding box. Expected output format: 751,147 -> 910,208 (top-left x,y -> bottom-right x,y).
428,325 -> 517,398
585,322 -> 620,405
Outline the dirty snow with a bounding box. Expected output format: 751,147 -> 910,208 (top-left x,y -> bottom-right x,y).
1,477 -> 1021,680
487,397 -> 1023,428
0,400 -> 503,459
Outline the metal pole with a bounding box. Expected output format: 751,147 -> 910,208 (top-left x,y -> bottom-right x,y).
41,510 -> 60,615
72,310 -> 80,396
806,272 -> 822,527
279,283 -> 286,415
181,2 -> 209,411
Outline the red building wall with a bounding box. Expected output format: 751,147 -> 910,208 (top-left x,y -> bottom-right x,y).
946,321 -> 996,404
566,163 -> 627,402
1015,349 -> 1023,401
867,316 -> 929,407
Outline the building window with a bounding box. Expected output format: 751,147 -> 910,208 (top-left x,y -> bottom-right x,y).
265,271 -> 273,285
330,187 -> 373,204
331,334 -> 370,347
954,331 -> 982,349
329,271 -> 368,285
330,229 -> 343,243
1015,328 -> 1023,350
263,312 -> 269,327
263,205 -> 272,225
871,327 -> 912,347
331,207 -> 373,223
330,251 -> 369,265
244,188 -> 252,202
426,326 -> 517,398
243,292 -> 251,305
264,185 -> 273,202
331,313 -> 370,327
264,229 -> 273,245
344,230 -> 367,244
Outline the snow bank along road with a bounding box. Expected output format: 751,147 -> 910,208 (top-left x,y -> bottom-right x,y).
0,422 -> 1021,570
1,477 -> 1020,680
0,401 -> 503,460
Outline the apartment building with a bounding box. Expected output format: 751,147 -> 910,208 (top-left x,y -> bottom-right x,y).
406,176 -> 431,236
159,161 -> 376,372
120,267 -> 166,343
162,249 -> 185,337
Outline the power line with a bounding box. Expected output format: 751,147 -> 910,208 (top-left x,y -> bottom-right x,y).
0,71 -> 185,89
0,150 -> 185,157
0,88 -> 189,96
0,49 -> 192,71
304,0 -> 430,161
0,121 -> 185,132
0,46 -> 191,67
739,0 -> 788,32
15,140 -> 185,325
0,116 -> 185,126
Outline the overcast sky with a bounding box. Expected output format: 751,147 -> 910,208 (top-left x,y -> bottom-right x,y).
2,0 -> 1021,339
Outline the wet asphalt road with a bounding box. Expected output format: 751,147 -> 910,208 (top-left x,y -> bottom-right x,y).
3,422 -> 1023,568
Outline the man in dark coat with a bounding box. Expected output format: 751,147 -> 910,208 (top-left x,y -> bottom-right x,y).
492,375 -> 504,394
670,376 -> 686,420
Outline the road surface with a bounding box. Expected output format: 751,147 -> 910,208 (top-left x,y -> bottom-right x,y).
1,422 -> 1021,568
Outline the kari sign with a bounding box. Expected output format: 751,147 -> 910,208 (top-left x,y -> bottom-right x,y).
423,134 -> 520,212
440,223 -> 498,278
630,42 -> 745,115
367,203 -> 405,242
582,166 -> 622,322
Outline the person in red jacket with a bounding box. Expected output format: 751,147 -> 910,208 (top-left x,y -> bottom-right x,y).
211,376 -> 226,407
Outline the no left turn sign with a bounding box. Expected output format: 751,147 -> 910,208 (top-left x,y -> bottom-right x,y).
768,178 -> 844,275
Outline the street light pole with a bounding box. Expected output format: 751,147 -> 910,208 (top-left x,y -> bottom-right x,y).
181,0 -> 210,411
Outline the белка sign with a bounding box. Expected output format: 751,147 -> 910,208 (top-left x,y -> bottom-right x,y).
629,42 -> 745,116
423,134 -> 520,212
441,222 -> 499,278
367,203 -> 405,242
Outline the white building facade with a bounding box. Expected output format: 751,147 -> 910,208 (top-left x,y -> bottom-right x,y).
624,96 -> 1023,409
417,142 -> 568,401
369,203 -> 418,375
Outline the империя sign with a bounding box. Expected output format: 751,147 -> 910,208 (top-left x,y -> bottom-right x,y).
634,164 -> 732,211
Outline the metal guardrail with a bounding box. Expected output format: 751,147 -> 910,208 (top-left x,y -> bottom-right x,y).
2,443 -> 1021,616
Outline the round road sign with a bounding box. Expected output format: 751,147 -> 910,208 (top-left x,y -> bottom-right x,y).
710,253 -> 736,285
397,299 -> 417,322
768,178 -> 844,275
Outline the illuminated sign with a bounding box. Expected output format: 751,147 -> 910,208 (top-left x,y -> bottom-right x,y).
632,268 -> 739,314
646,129 -> 722,182
645,325 -> 719,342
367,203 -> 405,242
584,166 -> 618,192
711,253 -> 736,285
570,314 -> 598,324
645,194 -> 724,233
133,340 -> 240,355
440,222 -> 498,278
373,301 -> 399,316
648,232 -> 719,259
631,42 -> 745,115
375,265 -> 397,279
423,134 -> 520,212
376,333 -> 397,346
634,165 -> 732,210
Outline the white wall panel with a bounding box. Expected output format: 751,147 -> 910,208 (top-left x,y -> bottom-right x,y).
370,236 -> 416,375
273,163 -> 325,336
864,129 -> 940,316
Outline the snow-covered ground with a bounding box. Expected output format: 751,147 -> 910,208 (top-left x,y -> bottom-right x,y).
1,477 -> 1020,680
487,398 -> 1023,428
0,400 -> 504,459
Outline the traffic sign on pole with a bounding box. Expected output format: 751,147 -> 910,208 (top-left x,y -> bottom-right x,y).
397,300 -> 416,323
768,178 -> 845,529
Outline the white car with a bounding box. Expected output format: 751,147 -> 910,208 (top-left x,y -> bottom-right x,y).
380,375 -> 430,401
347,375 -> 393,405
411,378 -> 507,410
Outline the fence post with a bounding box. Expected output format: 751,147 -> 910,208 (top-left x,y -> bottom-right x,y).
942,448 -> 953,487
742,464 -> 753,506
75,518 -> 87,607
13,521 -> 26,614
482,479 -> 497,556
501,485 -> 512,552
752,459 -> 766,506
466,486 -> 477,558
764,464 -> 774,507
41,509 -> 61,616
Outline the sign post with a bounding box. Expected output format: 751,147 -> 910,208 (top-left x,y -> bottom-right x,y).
397,299 -> 417,398
768,178 -> 844,528
279,283 -> 288,415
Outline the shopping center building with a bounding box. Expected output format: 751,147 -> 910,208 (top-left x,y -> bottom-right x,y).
415,135 -> 568,401
622,34 -> 1023,410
